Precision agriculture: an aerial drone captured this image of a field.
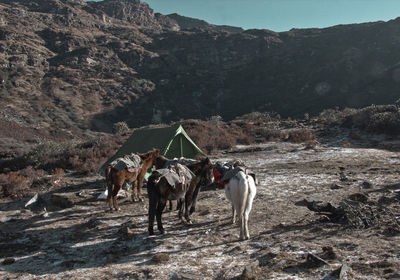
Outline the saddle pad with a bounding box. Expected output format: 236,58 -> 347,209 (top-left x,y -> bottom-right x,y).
110,153 -> 142,171
221,166 -> 246,182
154,168 -> 182,187
167,162 -> 195,181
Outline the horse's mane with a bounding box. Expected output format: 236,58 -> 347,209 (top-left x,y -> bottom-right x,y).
155,155 -> 169,169
187,157 -> 211,173
139,149 -> 159,160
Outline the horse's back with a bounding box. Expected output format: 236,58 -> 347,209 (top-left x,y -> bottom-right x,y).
225,171 -> 256,204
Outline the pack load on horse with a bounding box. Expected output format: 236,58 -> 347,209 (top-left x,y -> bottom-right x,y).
105,149 -> 159,210
147,158 -> 214,235
213,160 -> 257,188
109,153 -> 142,173
215,159 -> 257,240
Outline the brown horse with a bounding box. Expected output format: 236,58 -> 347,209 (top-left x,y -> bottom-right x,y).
105,149 -> 159,210
147,157 -> 214,235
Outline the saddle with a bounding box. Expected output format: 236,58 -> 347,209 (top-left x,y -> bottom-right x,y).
215,160 -> 258,185
110,153 -> 142,173
154,163 -> 195,189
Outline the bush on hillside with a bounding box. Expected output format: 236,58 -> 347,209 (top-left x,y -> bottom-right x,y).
113,121 -> 130,135
1,136 -> 120,175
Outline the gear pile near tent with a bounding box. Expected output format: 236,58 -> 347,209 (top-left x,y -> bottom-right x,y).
99,124 -> 205,176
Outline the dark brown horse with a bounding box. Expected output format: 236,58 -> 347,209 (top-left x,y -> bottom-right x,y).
147,157 -> 214,235
105,149 -> 159,210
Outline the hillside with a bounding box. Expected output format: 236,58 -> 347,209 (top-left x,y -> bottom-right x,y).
1,0 -> 400,146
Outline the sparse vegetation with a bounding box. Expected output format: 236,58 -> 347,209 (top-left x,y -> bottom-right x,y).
113,121 -> 130,135
319,104 -> 400,135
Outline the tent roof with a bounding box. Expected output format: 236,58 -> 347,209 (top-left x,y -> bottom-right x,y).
99,124 -> 205,175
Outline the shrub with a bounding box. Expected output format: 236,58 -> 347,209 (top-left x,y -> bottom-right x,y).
0,172 -> 31,198
113,121 -> 130,135
287,129 -> 316,143
367,111 -> 400,135
256,127 -> 283,141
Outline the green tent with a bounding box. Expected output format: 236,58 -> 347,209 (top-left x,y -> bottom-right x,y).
99,124 -> 205,176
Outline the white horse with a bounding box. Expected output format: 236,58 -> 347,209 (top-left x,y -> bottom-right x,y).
224,170 -> 256,240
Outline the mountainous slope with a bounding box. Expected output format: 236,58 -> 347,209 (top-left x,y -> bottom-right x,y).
1,0 -> 399,145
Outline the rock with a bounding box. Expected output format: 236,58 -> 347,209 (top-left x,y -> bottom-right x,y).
2,257 -> 15,265
118,225 -> 136,239
177,273 -> 203,280
339,172 -> 348,182
151,253 -> 169,264
338,264 -> 351,280
50,193 -> 76,208
24,193 -> 39,208
321,246 -> 337,260
258,252 -> 277,267
347,193 -> 368,203
86,218 -> 102,229
305,252 -> 329,268
330,184 -> 343,190
360,181 -> 373,189
327,264 -> 351,280
238,261 -> 259,280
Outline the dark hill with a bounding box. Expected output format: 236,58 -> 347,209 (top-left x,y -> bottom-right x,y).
0,0 -> 399,144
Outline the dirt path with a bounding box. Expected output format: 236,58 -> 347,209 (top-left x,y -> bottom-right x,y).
1,142 -> 400,279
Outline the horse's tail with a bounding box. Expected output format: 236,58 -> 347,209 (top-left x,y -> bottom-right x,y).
105,165 -> 112,183
243,173 -> 256,216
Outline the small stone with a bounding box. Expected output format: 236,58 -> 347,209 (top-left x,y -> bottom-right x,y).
322,246 -> 337,260
179,273 -> 203,279
347,193 -> 368,203
305,253 -> 328,267
360,181 -> 373,189
118,226 -> 136,239
330,184 -> 343,190
238,262 -> 259,280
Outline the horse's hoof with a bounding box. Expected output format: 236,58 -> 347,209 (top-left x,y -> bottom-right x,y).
186,220 -> 193,225
159,230 -> 165,234
148,230 -> 155,236
138,197 -> 144,202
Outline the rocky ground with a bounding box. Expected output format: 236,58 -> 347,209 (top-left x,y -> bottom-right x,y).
1,140 -> 400,279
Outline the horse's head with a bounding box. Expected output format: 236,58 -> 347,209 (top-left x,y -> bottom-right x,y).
155,155 -> 169,169
198,157 -> 214,186
150,149 -> 160,162
139,149 -> 160,161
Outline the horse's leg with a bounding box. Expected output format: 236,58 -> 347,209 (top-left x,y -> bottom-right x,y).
189,183 -> 201,215
239,215 -> 245,240
131,180 -> 138,202
156,199 -> 167,234
148,188 -> 156,235
231,204 -> 236,224
113,184 -> 121,211
136,174 -> 144,202
243,184 -> 255,240
107,184 -> 113,211
177,198 -> 184,221
184,194 -> 192,224
169,200 -> 173,211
